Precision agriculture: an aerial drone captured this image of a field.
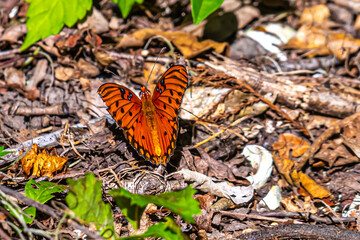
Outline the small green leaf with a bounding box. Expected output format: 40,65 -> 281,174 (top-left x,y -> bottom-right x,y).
191,0 -> 224,25
109,185 -> 201,231
112,0 -> 144,18
121,217 -> 189,240
25,179 -> 66,204
65,174 -> 115,239
21,0 -> 92,51
24,179 -> 66,224
0,146 -> 12,158
23,207 -> 36,224
109,188 -> 147,231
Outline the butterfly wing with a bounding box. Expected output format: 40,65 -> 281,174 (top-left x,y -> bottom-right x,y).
152,65 -> 188,164
98,83 -> 163,164
98,83 -> 142,128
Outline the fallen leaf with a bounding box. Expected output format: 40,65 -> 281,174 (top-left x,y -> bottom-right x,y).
272,134 -> 330,198
291,170 -> 331,198
77,58 -> 99,77
21,144 -> 67,177
299,4 -> 330,25
281,195 -> 317,213
116,28 -> 229,58
55,34 -> 81,49
273,133 -> 309,159
286,24 -> 360,60
55,66 -> 75,81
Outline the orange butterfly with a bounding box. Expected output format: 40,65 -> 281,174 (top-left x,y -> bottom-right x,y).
98,65 -> 188,165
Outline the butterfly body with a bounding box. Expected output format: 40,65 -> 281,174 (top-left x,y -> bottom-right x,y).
139,87 -> 162,157
98,65 -> 188,165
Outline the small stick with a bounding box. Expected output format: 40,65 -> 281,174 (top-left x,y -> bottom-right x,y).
11,103 -> 70,116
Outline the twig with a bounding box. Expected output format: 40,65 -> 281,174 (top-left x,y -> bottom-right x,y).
0,226 -> 11,240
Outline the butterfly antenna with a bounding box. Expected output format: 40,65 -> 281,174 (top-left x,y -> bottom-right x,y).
145,47 -> 167,88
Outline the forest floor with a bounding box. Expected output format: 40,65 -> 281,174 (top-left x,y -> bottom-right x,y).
1,0 -> 360,239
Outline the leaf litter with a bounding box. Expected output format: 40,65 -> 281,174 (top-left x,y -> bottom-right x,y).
1,1 -> 360,239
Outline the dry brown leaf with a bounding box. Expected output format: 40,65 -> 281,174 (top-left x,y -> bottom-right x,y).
313,114 -> 360,167
142,63 -> 167,92
281,195 -> 317,213
274,158 -> 294,185
117,28 -> 229,58
77,58 -> 99,77
299,4 -> 330,25
290,170 -> 331,198
272,134 -> 330,198
21,144 -> 67,177
94,50 -> 116,66
273,133 -> 309,159
286,25 -> 360,60
55,66 -> 75,81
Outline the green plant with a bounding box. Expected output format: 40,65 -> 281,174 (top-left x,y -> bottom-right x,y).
9,180 -> 66,224
21,0 -> 224,51
66,174 -> 115,239
109,184 -> 200,231
0,146 -> 12,159
191,0 -> 224,25
65,173 -> 200,239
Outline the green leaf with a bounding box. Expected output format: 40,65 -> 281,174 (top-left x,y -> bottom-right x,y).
23,207 -> 36,224
0,146 -> 12,158
121,217 -> 189,240
109,185 -> 201,231
191,0 -> 224,25
65,173 -> 115,239
21,0 -> 92,51
112,0 -> 144,18
109,188 -> 147,231
24,179 -> 66,224
25,179 -> 66,204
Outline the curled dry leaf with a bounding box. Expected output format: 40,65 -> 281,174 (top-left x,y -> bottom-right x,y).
273,133 -> 331,198
273,133 -> 309,159
242,145 -> 273,189
313,113 -> 360,167
116,28 -> 229,58
21,144 -> 67,177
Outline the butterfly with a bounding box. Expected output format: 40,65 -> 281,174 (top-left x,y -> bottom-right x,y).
98,65 -> 188,165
